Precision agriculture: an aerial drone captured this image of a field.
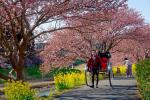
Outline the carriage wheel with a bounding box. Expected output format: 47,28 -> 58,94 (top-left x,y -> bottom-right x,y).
108,70 -> 113,87
85,70 -> 92,86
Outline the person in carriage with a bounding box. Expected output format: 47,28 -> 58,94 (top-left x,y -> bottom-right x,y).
98,51 -> 111,71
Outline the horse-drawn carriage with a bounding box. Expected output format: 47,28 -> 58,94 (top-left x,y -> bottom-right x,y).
85,51 -> 113,87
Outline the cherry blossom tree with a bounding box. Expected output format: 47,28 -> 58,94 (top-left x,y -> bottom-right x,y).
0,0 -> 127,80
112,24 -> 150,65
41,6 -> 145,71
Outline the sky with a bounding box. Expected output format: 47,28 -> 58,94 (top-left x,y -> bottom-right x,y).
128,0 -> 150,23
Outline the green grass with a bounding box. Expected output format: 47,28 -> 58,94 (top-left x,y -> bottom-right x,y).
0,65 -> 46,81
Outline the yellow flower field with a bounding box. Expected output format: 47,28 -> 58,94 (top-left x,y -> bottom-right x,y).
112,64 -> 136,75
54,71 -> 85,90
4,80 -> 37,100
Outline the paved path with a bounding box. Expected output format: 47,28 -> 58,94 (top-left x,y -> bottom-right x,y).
54,77 -> 141,100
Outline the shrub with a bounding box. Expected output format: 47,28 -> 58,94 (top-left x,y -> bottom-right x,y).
119,65 -> 126,75
73,59 -> 85,66
0,65 -> 43,81
136,59 -> 150,100
0,67 -> 12,77
54,68 -> 85,90
4,80 -> 38,100
44,67 -> 59,78
112,66 -> 117,75
112,65 -> 126,75
24,65 -> 42,80
132,64 -> 136,75
73,71 -> 85,85
54,67 -> 81,76
112,64 -> 136,75
46,67 -> 80,77
45,67 -> 81,78
0,79 -> 6,84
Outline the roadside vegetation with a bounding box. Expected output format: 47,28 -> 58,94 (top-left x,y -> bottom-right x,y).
136,59 -> 150,100
112,64 -> 136,76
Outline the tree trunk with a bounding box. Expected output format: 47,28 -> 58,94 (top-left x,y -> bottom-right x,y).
16,67 -> 24,80
16,53 -> 25,80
